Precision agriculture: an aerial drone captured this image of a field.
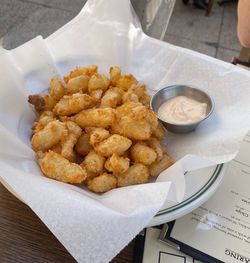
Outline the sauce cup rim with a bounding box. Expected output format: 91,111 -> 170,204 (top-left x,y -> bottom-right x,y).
150,84 -> 215,127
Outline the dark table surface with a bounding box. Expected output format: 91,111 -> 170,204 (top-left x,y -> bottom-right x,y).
0,183 -> 134,263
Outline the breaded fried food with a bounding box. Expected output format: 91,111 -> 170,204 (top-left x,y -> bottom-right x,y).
88,73 -> 110,94
64,65 -> 98,83
39,151 -> 87,183
117,164 -> 149,187
100,87 -> 123,108
149,155 -> 174,177
139,93 -> 151,107
28,94 -> 45,111
85,170 -> 98,182
75,133 -> 92,156
51,143 -> 62,154
122,83 -> 149,106
105,153 -> 130,175
29,65 -> 173,193
109,66 -> 121,86
74,108 -> 115,128
42,94 -> 58,111
122,90 -> 139,103
88,173 -> 117,193
95,134 -> 132,157
32,120 -> 67,152
61,121 -> 82,161
111,118 -> 151,141
80,150 -> 105,174
28,78 -> 65,112
49,77 -> 65,101
152,122 -> 165,140
122,84 -> 147,104
116,102 -> 147,120
66,75 -> 89,94
90,89 -> 103,100
32,111 -> 55,134
28,94 -> 57,112
128,84 -> 146,98
111,101 -> 153,140
53,93 -> 96,116
130,143 -> 157,165
87,127 -> 110,146
116,74 -> 138,91
147,138 -> 163,161
146,110 -> 158,132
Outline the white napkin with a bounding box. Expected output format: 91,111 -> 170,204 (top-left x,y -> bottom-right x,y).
1,0 -> 250,262
46,0 -> 250,164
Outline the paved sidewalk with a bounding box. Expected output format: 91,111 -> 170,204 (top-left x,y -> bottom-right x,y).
0,0 -> 240,62
166,0 -> 240,62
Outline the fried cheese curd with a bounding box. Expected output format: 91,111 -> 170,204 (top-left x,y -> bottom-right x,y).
28,65 -> 173,193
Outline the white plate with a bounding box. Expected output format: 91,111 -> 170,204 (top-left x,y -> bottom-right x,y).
2,163 -> 227,227
148,163 -> 227,226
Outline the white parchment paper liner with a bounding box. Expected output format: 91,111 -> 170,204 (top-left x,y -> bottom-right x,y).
1,0 -> 250,262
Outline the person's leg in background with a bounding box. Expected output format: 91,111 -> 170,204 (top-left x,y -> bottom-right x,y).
233,0 -> 250,66
218,0 -> 237,6
183,0 -> 208,10
237,0 -> 250,48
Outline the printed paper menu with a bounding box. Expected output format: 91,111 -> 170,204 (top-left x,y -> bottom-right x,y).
169,132 -> 250,263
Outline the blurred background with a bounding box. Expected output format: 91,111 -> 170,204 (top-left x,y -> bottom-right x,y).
0,0 -> 240,62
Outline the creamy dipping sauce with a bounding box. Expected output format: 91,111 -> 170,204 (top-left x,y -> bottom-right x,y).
158,96 -> 207,124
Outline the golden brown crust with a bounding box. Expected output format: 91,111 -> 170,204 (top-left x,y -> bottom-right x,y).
146,138 -> 164,161
31,120 -> 67,152
87,128 -> 110,146
61,121 -> 82,161
95,134 -> 132,157
74,108 -> 115,128
130,143 -> 157,165
28,94 -> 45,111
88,73 -> 110,93
109,66 -> 121,86
100,87 -> 123,108
75,133 -> 92,156
32,111 -> 55,134
105,153 -> 130,175
64,65 -> 98,83
149,155 -> 174,177
152,122 -> 166,140
53,93 -> 96,116
66,75 -> 89,94
39,151 -> 87,183
116,74 -> 138,91
89,89 -> 103,100
80,150 -> 105,174
28,65 -> 173,193
117,164 -> 149,187
49,77 -> 65,101
111,118 -> 151,141
88,173 -> 117,193
111,101 -> 155,140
